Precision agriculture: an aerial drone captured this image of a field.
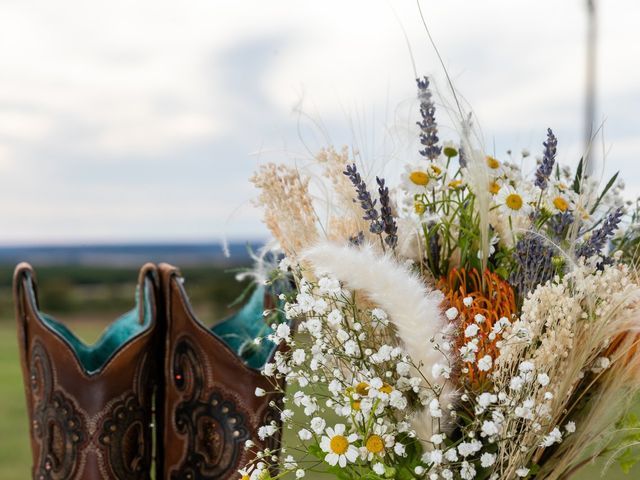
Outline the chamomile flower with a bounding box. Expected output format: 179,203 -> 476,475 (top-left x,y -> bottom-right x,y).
486,155 -> 503,175
496,185 -> 532,217
361,424 -> 393,460
402,163 -> 432,193
320,424 -> 359,467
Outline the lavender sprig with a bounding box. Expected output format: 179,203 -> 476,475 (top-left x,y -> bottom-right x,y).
458,145 -> 468,169
548,212 -> 574,240
534,128 -> 558,190
416,77 -> 442,161
349,231 -> 365,247
376,177 -> 398,249
510,232 -> 555,297
343,164 -> 384,235
577,207 -> 624,258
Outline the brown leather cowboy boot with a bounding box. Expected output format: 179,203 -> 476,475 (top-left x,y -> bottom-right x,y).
157,263 -> 286,480
14,262 -> 160,480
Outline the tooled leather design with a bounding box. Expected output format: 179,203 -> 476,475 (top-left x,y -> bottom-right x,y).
99,393 -> 150,479
170,338 -> 250,480
30,341 -> 86,480
28,341 -> 153,480
97,351 -> 152,479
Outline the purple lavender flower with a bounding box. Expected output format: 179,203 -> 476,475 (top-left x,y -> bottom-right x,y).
548,212 -> 574,240
349,231 -> 365,247
510,232 -> 555,297
534,128 -> 557,190
577,207 -> 624,258
343,164 -> 384,235
458,146 -> 467,168
416,77 -> 442,161
376,177 -> 398,248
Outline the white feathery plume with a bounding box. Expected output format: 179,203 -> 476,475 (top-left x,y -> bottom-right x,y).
459,116 -> 492,273
302,240 -> 454,444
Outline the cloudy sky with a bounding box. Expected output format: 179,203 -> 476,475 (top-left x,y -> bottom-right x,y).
1,0 -> 639,245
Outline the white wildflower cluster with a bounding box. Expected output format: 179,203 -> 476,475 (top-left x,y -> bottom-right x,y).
241,271 -> 445,478
247,78 -> 640,479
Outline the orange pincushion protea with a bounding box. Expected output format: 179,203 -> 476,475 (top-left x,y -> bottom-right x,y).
438,268 -> 516,386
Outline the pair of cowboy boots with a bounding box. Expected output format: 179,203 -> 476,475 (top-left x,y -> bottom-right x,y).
14,262 -> 285,480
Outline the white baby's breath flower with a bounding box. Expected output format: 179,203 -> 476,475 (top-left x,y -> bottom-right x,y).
310,417 -> 326,434
445,307 -> 459,320
291,349 -> 306,365
481,452 -> 496,467
327,309 -> 343,327
477,355 -> 493,372
258,424 -> 277,440
465,324 -> 480,338
516,467 -> 530,477
255,387 -> 266,397
540,427 -> 563,447
318,276 -> 341,295
537,373 -> 550,386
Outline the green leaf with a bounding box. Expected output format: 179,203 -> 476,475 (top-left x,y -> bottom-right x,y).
307,443 -> 325,461
572,158 -> 584,193
618,448 -> 637,474
590,171 -> 619,214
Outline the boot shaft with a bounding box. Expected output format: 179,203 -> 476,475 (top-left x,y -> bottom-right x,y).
14,262 -> 287,480
157,263 -> 286,480
14,263 -> 160,480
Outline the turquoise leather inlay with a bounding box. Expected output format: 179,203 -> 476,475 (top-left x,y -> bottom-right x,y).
33,280 -> 153,375
211,285 -> 278,370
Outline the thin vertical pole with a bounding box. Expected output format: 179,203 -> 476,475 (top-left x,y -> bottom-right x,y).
584,0 -> 597,174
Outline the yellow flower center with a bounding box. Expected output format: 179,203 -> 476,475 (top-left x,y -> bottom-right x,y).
430,164 -> 443,175
241,476 -> 250,480
553,196 -> 569,212
351,400 -> 361,411
448,180 -> 463,189
414,202 -> 426,215
505,193 -> 524,211
409,171 -> 430,186
380,383 -> 393,394
486,156 -> 500,169
365,434 -> 385,454
489,181 -> 501,195
330,435 -> 349,454
355,382 -> 370,396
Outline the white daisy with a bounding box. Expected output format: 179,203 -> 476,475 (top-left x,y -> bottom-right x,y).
496,185 -> 532,217
401,161 -> 443,195
402,163 -> 432,194
320,424 -> 359,467
361,423 -> 393,460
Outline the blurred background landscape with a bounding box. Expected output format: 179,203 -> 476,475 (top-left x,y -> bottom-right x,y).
1,0 -> 640,478
0,243 -> 256,478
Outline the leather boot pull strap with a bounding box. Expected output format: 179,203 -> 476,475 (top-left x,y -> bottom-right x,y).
136,262 -> 159,326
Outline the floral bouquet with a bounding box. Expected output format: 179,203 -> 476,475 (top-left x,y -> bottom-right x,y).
240,77 -> 640,480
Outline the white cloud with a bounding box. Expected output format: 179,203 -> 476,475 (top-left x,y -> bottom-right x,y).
0,0 -> 639,242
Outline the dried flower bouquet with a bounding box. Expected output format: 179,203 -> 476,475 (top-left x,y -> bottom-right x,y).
240,77 -> 640,480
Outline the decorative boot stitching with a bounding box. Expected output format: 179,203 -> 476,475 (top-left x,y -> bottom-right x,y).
170,338 -> 250,480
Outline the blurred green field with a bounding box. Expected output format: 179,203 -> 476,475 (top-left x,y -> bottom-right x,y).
0,265 -> 638,479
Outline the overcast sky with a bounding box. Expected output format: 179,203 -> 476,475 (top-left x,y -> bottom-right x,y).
1,0 -> 638,245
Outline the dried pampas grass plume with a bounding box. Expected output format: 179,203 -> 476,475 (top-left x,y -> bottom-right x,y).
251,163 -> 319,259
303,240 -> 454,444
